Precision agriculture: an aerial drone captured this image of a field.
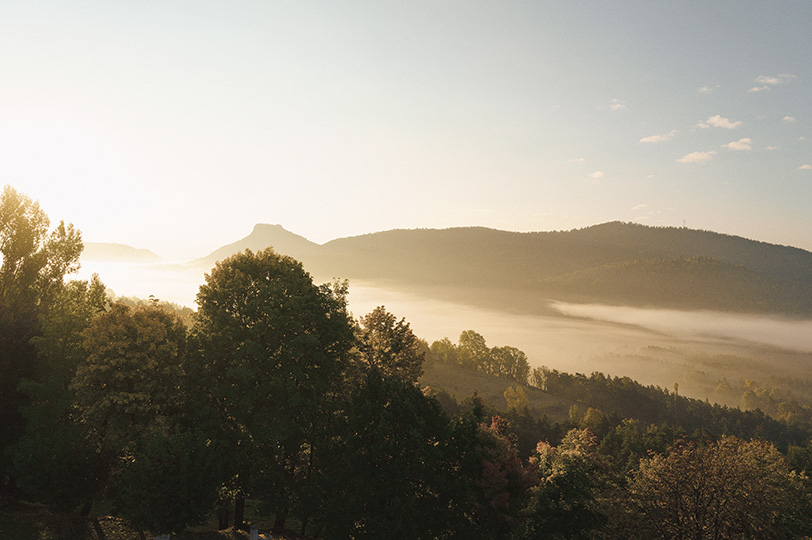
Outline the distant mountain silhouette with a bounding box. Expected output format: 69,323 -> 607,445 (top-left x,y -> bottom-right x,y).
196,222 -> 812,315
82,242 -> 162,263
193,224 -> 319,267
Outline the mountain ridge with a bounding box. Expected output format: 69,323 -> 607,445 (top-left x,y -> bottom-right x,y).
82,242 -> 162,263
87,222 -> 812,316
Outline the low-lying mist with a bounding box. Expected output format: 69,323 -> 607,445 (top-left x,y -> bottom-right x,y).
78,261 -> 812,405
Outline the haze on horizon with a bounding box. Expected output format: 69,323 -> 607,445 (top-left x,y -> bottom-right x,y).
2,1 -> 811,260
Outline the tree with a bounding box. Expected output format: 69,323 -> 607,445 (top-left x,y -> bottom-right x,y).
518,428 -> 608,540
458,330 -> 490,371
318,370 -> 462,540
504,386 -> 529,413
452,412 -> 534,540
625,436 -> 812,539
72,303 -> 188,457
356,306 -> 425,383
192,248 -> 355,532
0,185 -> 83,490
109,425 -> 221,536
10,275 -> 108,523
428,337 -> 459,365
491,345 -> 530,382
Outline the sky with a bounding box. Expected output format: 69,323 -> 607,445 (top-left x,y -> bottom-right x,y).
2,1 -> 811,260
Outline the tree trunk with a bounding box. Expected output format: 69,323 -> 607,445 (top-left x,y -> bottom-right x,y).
273,505 -> 289,533
79,500 -> 93,517
300,517 -> 309,537
234,497 -> 246,531
58,512 -> 72,540
217,503 -> 231,530
91,517 -> 106,540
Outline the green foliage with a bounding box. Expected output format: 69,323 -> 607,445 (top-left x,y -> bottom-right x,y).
0,185 -> 82,307
356,306 -> 425,383
504,386 -> 529,413
518,429 -> 608,540
318,370 -> 461,540
0,186 -> 83,487
12,419 -> 104,514
72,303 -> 188,456
109,426 -> 221,535
529,366 -> 805,448
192,248 -> 355,530
429,331 -> 531,384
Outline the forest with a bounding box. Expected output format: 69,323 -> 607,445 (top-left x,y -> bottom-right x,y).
200,221 -> 812,317
2,184 -> 812,540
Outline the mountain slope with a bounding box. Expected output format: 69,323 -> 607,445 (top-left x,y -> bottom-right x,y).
198,222 -> 812,315
193,223 -> 320,267
82,242 -> 162,263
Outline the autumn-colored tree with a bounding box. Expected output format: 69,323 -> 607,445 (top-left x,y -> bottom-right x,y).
625,436 -> 812,539
451,411 -> 534,540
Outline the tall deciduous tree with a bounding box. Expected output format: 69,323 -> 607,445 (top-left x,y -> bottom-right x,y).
0,185 -> 82,489
356,306 -> 425,383
192,248 -> 355,532
458,330 -> 490,370
70,302 -> 221,535
318,370 -> 462,540
72,303 -> 188,457
11,275 -> 108,519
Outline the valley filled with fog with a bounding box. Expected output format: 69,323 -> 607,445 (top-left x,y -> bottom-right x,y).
78,259 -> 812,407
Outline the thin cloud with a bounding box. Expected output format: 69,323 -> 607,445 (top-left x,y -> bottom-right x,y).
698,84 -> 721,94
799,164 -> 812,170
697,115 -> 743,129
640,130 -> 677,143
605,98 -> 627,111
766,146 -> 779,150
589,171 -> 605,179
783,116 -> 797,123
566,158 -> 586,163
723,138 -> 753,151
631,203 -> 649,211
749,73 -> 796,92
677,151 -> 717,164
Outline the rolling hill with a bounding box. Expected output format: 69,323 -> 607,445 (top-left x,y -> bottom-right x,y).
82,242 -> 162,263
189,222 -> 812,316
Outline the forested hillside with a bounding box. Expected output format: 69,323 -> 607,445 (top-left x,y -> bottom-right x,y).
195,222 -> 812,315
4,186 -> 812,540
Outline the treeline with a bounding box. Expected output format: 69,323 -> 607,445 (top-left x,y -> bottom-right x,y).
3,185 -> 812,539
542,255 -> 812,314
525,367 -> 809,450
427,331 -> 531,383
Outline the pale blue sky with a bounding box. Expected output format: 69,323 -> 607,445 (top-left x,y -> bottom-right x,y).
2,1 -> 810,258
